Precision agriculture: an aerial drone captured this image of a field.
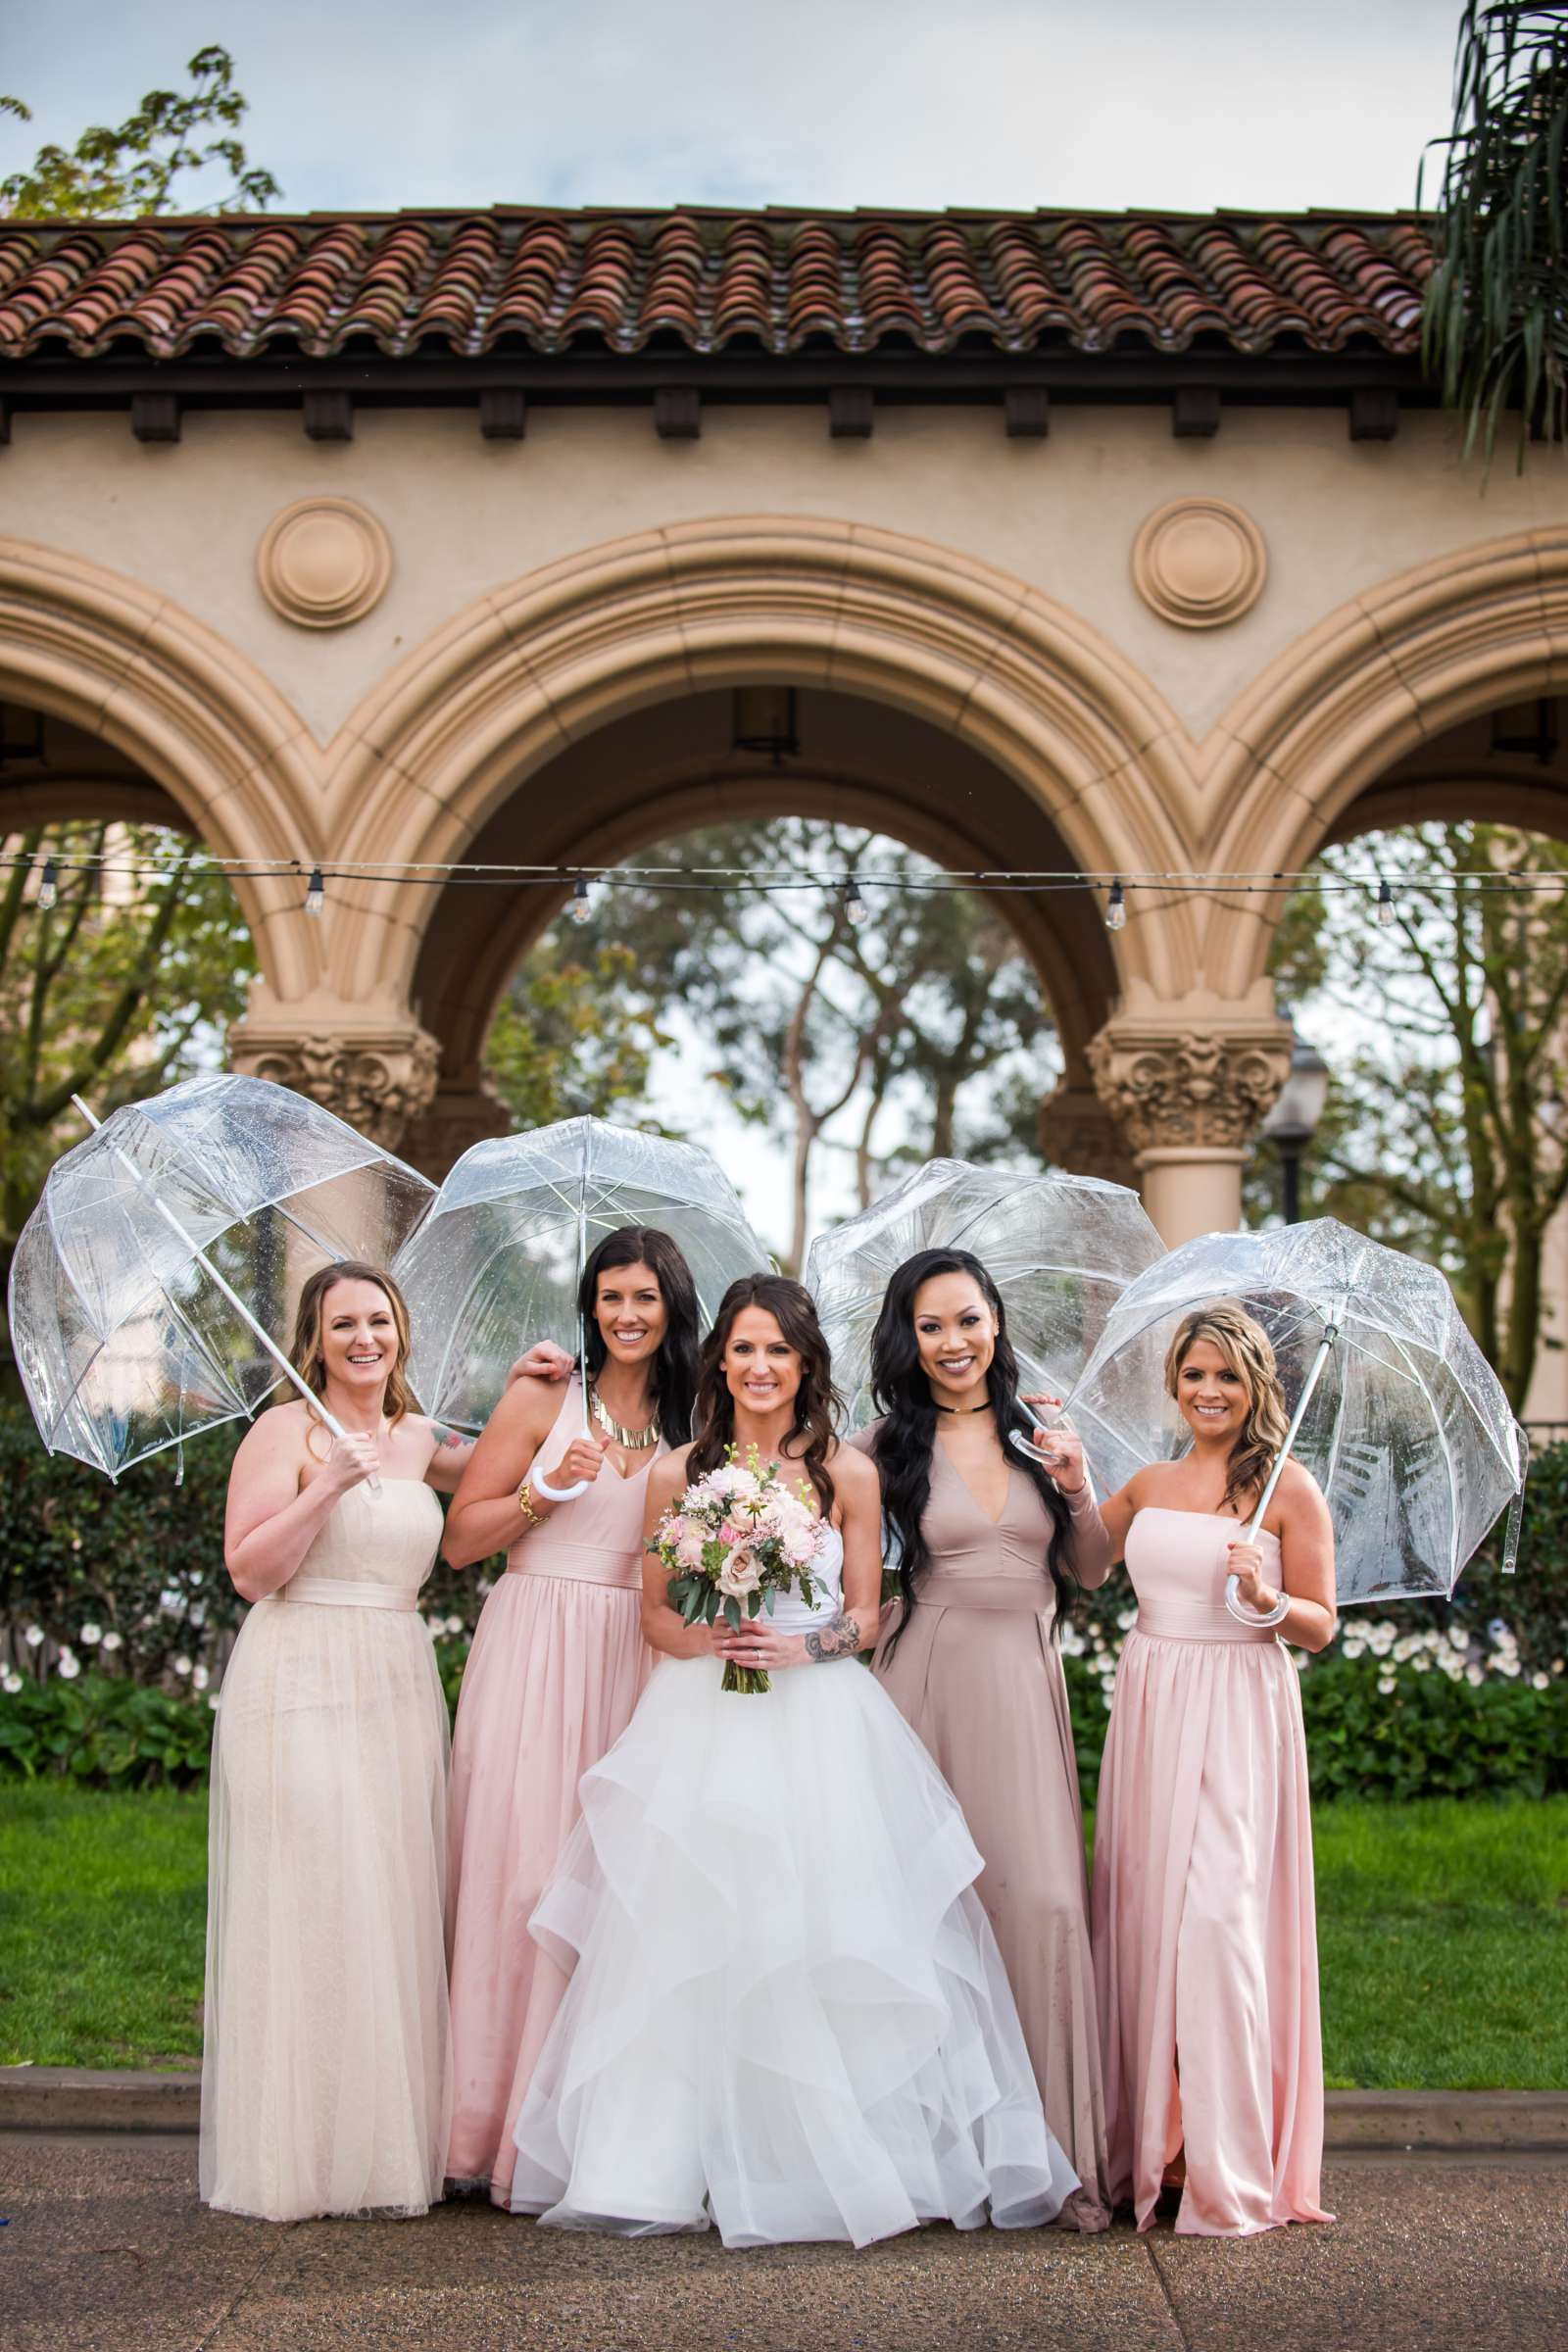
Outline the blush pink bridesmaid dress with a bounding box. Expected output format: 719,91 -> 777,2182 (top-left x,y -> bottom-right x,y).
445,1377 -> 659,2203
1092,1507 -> 1333,2236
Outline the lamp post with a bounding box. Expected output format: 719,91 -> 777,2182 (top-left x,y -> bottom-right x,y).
1261,1032 -> 1330,1225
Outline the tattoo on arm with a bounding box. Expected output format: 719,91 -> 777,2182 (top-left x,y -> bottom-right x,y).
803,1610 -> 862,1663
435,1424 -> 466,1448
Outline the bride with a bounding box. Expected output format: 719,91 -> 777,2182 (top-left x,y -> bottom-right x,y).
510,1273 -> 1079,2249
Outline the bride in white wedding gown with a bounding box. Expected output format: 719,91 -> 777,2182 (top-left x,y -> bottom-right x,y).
510,1274 -> 1078,2249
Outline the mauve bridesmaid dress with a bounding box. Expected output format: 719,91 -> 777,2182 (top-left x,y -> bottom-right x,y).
867,1432 -> 1113,2231
1092,1507 -> 1332,2236
444,1377 -> 659,2203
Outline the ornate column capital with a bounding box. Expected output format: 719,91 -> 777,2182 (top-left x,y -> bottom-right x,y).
228,990 -> 441,1153
398,1082 -> 514,1180
1038,1084 -> 1140,1192
1085,1011 -> 1293,1162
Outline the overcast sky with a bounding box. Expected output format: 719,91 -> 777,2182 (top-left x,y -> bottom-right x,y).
2,0 -> 1462,218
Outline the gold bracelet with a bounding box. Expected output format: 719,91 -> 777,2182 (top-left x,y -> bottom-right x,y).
516,1479 -> 541,1528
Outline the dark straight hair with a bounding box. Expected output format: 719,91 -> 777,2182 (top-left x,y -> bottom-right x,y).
576,1226 -> 702,1446
867,1247 -> 1076,1655
687,1273 -> 842,1517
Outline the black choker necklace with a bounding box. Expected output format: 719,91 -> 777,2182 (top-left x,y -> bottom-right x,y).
935,1399 -> 992,1415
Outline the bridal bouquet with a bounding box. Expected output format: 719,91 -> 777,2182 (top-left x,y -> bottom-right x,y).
651,1446 -> 832,1694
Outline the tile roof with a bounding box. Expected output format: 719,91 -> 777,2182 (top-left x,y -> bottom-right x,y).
0,207 -> 1434,367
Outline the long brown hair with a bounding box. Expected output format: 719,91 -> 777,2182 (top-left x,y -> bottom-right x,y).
288,1261 -> 417,1437
687,1275 -> 842,1516
1164,1300 -> 1290,1517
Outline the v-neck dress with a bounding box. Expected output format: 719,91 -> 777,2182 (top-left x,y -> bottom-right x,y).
866,1429 -> 1112,2231
445,1377 -> 661,2204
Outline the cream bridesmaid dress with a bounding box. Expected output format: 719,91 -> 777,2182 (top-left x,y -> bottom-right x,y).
1092,1507 -> 1333,2236
445,1376 -> 659,2204
200,1478 -> 451,2221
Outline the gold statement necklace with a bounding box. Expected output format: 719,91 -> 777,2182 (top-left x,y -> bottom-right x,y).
586,1381 -> 662,1451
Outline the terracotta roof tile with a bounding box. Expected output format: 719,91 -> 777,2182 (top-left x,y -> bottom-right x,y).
0,206 -> 1436,364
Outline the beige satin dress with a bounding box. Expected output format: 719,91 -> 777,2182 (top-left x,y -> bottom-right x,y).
867,1429 -> 1112,2230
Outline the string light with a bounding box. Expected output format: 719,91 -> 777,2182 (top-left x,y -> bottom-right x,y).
1375,878 -> 1396,926
36,857 -> 58,912
1105,878 -> 1127,931
304,866 -> 325,918
568,875 -> 593,925
842,877 -> 870,927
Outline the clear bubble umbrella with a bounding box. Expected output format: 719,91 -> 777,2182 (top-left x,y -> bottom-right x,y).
1065,1217 -> 1529,1607
392,1116 -> 772,1455
8,1074 -> 435,1480
805,1156 -> 1166,1438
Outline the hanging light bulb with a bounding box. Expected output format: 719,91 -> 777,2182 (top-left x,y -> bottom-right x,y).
1105,877 -> 1127,931
36,857 -> 58,912
304,865 -> 325,917
569,875 -> 593,925
842,877 -> 870,927
1375,878 -> 1396,926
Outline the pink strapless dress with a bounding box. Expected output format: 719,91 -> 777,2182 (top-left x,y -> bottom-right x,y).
1092,1507 -> 1332,2237
445,1378 -> 659,2203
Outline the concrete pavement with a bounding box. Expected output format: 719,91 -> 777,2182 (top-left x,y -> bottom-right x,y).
2,2132 -> 1563,2352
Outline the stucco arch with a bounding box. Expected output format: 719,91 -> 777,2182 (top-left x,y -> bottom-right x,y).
0,536 -> 321,998
322,514 -> 1200,1009
1200,526 -> 1568,999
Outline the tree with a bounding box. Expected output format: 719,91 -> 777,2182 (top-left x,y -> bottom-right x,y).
1423,3 -> 1568,464
1,47 -> 279,219
516,821 -> 1060,1269
1261,822 -> 1568,1410
0,823 -> 258,1335
484,938 -> 674,1131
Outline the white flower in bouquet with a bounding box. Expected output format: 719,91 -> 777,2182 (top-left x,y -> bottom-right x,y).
717,1551 -> 761,1599
651,1444 -> 832,1695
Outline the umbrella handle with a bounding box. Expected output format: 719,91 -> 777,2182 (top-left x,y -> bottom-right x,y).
532,1468 -> 590,1503
1007,1426 -> 1099,1507
72,1094 -> 381,1496
1225,1303 -> 1346,1627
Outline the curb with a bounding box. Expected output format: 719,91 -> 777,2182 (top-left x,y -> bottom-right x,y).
3,2071 -> 1567,2150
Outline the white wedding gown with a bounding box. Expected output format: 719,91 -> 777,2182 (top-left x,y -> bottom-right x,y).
510,1526 -> 1079,2247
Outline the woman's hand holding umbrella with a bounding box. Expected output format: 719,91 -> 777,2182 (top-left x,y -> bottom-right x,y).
1224,1538 -> 1274,1615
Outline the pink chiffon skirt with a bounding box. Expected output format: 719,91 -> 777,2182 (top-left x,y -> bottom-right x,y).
445,1563 -> 650,2202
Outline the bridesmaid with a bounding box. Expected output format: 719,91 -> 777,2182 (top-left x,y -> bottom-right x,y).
202,1261 -> 470,2222
440,1226 -> 701,2205
860,1248 -> 1114,2231
1093,1300 -> 1337,2236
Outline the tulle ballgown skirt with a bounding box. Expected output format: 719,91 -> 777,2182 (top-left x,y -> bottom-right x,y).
200,1598 -> 452,2221
1093,1627 -> 1333,2237
446,1567 -> 650,2200
511,1655 -> 1080,2249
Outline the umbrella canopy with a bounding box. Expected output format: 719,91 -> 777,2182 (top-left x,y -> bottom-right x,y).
805,1157 -> 1166,1433
9,1074 -> 436,1478
1066,1217 -> 1528,1605
394,1116 -> 772,1432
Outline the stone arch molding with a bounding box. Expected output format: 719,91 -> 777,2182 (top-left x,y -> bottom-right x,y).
1200,523 -> 1568,1000
322,514 -> 1202,1005
0,535 -> 319,997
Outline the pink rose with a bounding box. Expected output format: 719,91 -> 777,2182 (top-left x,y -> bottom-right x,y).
717,1550 -> 760,1598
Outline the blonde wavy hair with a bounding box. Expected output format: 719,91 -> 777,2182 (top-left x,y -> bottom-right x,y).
288,1260 -> 416,1452
1163,1301 -> 1290,1517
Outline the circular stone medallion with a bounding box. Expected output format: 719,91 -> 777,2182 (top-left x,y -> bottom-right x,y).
1132,498 -> 1267,629
257,497 -> 392,629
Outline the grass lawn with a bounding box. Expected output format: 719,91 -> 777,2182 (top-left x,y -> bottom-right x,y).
1,1786 -> 1564,2084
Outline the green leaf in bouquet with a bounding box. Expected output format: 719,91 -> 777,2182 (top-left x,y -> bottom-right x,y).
702,1539 -> 726,1573
747,1591 -> 761,1618
723,1596 -> 742,1632
764,1589 -> 778,1613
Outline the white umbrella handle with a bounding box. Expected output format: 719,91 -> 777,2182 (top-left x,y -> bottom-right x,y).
73,1096 -> 381,1496
1226,1290 -> 1350,1625
532,1308 -> 594,1502
1007,1426 -> 1099,1507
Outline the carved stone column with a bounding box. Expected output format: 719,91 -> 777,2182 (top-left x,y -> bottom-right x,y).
399,1081 -> 514,1180
228,989 -> 441,1154
1085,1004 -> 1293,1245
1037,1084 -> 1139,1192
